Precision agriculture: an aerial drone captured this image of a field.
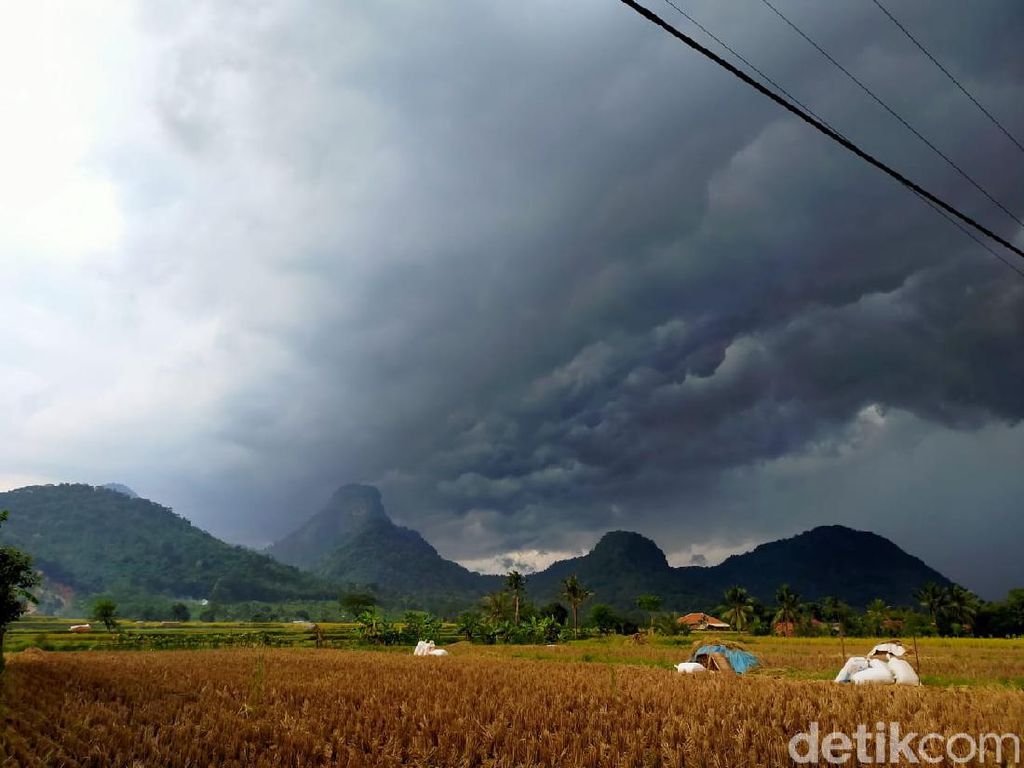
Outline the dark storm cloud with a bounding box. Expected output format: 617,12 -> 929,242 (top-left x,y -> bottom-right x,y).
183,1 -> 1023,593
6,1 -> 1022,596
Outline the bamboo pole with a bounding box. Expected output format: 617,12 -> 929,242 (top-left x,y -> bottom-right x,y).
913,634 -> 921,675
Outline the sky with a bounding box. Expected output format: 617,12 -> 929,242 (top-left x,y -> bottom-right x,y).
2,1 -> 1022,598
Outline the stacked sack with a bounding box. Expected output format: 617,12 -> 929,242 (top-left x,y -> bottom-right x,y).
834,642 -> 920,685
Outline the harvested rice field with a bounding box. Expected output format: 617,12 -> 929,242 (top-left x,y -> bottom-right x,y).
3,639 -> 1023,767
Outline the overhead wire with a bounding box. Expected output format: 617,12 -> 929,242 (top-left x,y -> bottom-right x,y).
659,0 -> 838,134
870,0 -> 1024,158
757,0 -> 1024,231
615,0 -> 1024,268
657,0 -> 1024,279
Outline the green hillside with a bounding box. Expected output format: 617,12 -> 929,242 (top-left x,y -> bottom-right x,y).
0,484 -> 337,606
1,482 -> 955,617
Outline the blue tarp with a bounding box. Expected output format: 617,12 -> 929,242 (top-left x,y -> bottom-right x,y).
690,644 -> 759,674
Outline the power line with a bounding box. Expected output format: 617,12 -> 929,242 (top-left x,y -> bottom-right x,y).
757,0 -> 1024,231
659,0 -> 838,134
914,191 -> 1024,280
615,0 -> 1024,263
657,1 -> 1024,280
870,0 -> 1024,158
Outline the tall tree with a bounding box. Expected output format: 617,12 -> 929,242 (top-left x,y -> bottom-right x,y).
721,586 -> 754,632
635,594 -> 662,632
339,592 -> 377,620
945,584 -> 979,632
561,575 -> 593,638
589,603 -> 620,634
456,611 -> 482,641
0,510 -> 40,671
773,584 -> 801,631
914,582 -> 947,629
481,591 -> 513,623
505,570 -> 527,625
91,599 -> 119,632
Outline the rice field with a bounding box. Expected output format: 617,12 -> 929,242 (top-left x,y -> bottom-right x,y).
2,638 -> 1023,767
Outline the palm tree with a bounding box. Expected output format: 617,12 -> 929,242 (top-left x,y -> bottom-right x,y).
721,586 -> 754,632
561,575 -> 593,638
945,584 -> 978,633
773,584 -> 801,634
914,582 -> 948,629
505,570 -> 527,625
481,591 -> 513,623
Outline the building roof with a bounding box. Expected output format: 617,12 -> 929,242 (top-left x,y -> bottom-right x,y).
678,612 -> 730,628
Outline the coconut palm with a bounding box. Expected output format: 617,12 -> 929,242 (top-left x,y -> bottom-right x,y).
914,582 -> 948,629
773,584 -> 801,632
481,591 -> 513,623
721,586 -> 754,632
505,570 -> 527,625
561,575 -> 593,638
944,584 -> 979,632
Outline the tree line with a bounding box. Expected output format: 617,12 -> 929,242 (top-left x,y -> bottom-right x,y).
340,573 -> 1024,644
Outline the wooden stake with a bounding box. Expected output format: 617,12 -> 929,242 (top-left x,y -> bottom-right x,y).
839,622 -> 846,660
913,635 -> 921,675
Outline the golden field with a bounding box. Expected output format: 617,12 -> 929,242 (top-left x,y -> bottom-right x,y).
2,637 -> 1022,767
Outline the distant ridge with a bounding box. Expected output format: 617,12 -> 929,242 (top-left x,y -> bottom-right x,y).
0,481 -> 953,614
271,486 -> 952,611
525,524 -> 951,610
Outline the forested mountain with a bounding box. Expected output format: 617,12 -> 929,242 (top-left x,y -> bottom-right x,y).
1,482 -> 952,615
526,526 -> 951,611
272,486 -> 950,612
268,484 -> 498,610
268,484 -> 390,569
0,484 -> 336,605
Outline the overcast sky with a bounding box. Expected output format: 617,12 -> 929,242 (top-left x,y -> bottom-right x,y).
3,1 -> 1022,598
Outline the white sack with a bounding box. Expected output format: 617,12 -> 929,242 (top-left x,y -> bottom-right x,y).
869,642 -> 906,658
414,640 -> 447,657
675,662 -> 707,674
887,658 -> 920,685
851,659 -> 895,685
834,656 -> 870,683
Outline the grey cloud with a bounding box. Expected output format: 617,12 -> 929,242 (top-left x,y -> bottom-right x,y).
4,1 -> 1022,597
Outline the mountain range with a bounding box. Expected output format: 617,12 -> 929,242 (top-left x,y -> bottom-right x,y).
0,482 -> 951,615
0,484 -> 336,612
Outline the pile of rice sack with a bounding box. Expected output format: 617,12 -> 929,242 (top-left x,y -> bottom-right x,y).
834,642 -> 920,685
